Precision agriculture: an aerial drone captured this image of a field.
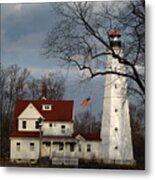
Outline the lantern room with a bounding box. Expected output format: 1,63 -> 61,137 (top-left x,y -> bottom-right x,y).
110,27 -> 121,47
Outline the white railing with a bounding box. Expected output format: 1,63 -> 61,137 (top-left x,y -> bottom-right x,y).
52,157 -> 78,166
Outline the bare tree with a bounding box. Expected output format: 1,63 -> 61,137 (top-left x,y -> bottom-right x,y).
45,72 -> 65,100
27,72 -> 65,100
2,65 -> 30,118
0,65 -> 30,158
43,1 -> 145,99
0,65 -> 66,158
74,111 -> 101,133
129,103 -> 145,164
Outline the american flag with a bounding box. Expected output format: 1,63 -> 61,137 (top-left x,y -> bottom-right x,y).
80,97 -> 91,108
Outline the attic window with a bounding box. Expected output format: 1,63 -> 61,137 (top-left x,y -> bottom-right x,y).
42,104 -> 52,111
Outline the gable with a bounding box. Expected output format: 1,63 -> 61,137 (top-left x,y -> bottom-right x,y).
14,100 -> 73,122
18,103 -> 43,119
75,134 -> 86,141
73,133 -> 101,141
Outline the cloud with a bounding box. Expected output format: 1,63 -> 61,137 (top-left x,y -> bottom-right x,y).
135,65 -> 144,75
13,4 -> 23,12
2,3 -> 53,43
1,3 -> 57,68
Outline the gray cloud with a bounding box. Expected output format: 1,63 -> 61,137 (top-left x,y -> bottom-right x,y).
1,2 -> 104,116
2,3 -> 55,43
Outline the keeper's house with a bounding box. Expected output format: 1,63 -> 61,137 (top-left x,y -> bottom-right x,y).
10,96 -> 101,165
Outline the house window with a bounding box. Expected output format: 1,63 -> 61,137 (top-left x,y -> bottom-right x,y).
42,104 -> 52,111
115,84 -> 118,89
79,144 -> 81,152
16,142 -> 21,151
30,142 -> 35,151
59,143 -> 64,151
49,123 -> 52,127
70,144 -> 75,152
87,144 -> 91,152
43,141 -> 51,146
35,121 -> 40,129
61,125 -> 66,134
22,121 -> 27,129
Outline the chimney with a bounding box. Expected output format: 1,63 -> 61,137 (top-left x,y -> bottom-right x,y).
41,80 -> 47,100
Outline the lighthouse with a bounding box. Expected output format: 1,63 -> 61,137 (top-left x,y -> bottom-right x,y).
100,27 -> 135,165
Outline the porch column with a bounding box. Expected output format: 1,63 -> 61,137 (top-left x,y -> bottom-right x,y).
49,141 -> 53,160
64,141 -> 66,159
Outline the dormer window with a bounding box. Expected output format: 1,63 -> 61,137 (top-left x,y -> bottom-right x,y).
42,104 -> 52,111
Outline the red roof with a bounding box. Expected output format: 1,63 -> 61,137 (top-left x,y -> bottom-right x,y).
11,131 -> 40,138
14,99 -> 74,121
110,27 -> 121,37
11,131 -> 101,141
11,99 -> 74,137
11,131 -> 74,140
73,132 -> 101,141
11,100 -> 101,142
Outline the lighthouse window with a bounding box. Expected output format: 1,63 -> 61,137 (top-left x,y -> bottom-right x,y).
114,127 -> 118,131
114,146 -> 118,150
115,108 -> 118,112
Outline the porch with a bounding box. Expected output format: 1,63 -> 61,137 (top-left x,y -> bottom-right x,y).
40,138 -> 79,166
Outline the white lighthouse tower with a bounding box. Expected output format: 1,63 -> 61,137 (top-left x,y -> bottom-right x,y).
100,27 -> 135,165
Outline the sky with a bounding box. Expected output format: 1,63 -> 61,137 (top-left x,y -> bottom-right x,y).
1,3 -> 104,117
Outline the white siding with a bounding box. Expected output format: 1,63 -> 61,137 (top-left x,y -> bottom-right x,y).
18,119 -> 39,131
18,103 -> 43,119
10,138 -> 39,160
100,47 -> 134,163
43,122 -> 73,136
76,141 -> 100,160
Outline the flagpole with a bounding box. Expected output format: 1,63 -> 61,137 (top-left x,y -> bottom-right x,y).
90,99 -> 92,133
